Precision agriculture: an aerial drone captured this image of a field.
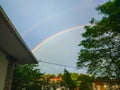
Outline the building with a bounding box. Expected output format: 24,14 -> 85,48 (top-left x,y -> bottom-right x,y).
50,76 -> 62,83
0,7 -> 38,90
93,80 -> 120,90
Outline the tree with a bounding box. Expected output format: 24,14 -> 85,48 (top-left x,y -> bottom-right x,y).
97,0 -> 120,33
70,73 -> 80,87
11,64 -> 43,90
62,69 -> 76,90
78,74 -> 94,90
77,0 -> 120,79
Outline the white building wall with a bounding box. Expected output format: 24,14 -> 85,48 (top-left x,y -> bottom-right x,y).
0,50 -> 8,90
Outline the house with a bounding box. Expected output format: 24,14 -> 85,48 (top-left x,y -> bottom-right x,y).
0,7 -> 38,90
93,80 -> 120,90
50,76 -> 62,83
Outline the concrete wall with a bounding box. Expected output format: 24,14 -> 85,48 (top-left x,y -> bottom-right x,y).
0,50 -> 8,90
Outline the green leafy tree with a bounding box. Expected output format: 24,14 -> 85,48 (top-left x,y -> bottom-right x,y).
11,64 -> 43,90
97,0 -> 120,33
62,69 -> 76,90
39,74 -> 51,90
78,74 -> 94,90
70,73 -> 80,87
57,73 -> 63,77
77,0 -> 120,79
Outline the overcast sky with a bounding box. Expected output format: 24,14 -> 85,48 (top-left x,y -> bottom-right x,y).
0,0 -> 106,74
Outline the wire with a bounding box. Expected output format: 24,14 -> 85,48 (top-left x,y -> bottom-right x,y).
39,60 -> 77,68
39,60 -> 87,70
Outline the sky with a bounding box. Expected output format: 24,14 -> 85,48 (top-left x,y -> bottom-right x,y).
0,0 -> 106,74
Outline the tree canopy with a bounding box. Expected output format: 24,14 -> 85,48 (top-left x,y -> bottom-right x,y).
11,64 -> 43,90
62,69 -> 76,90
78,74 -> 94,90
97,0 -> 120,33
77,0 -> 120,79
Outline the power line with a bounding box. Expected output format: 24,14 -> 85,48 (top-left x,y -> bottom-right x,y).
39,60 -> 87,70
39,60 -> 76,68
40,60 -> 88,71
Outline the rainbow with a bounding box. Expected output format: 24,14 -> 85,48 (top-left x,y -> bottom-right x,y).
22,7 -> 83,37
32,25 -> 87,52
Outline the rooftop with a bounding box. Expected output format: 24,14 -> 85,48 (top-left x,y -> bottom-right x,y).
0,6 -> 38,64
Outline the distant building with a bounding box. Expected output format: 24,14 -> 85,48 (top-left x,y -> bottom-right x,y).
93,80 -> 120,90
0,7 -> 38,90
50,76 -> 62,83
